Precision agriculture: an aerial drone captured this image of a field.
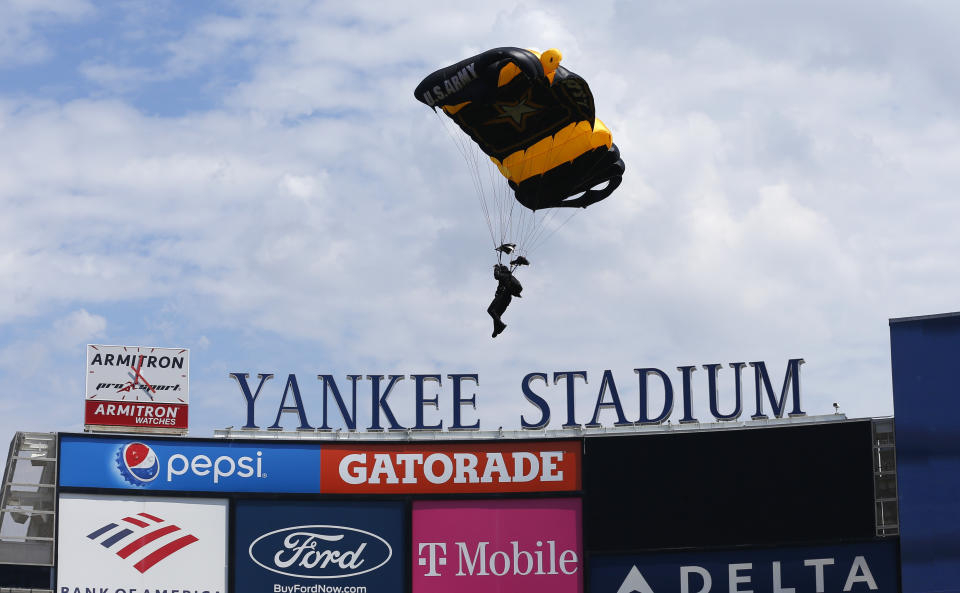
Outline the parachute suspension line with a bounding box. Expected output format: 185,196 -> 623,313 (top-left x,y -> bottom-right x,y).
516,201 -> 542,259
474,145 -> 501,248
524,208 -> 579,256
502,183 -> 514,249
434,112 -> 498,250
437,110 -> 531,258
509,181 -> 567,263
432,116 -> 617,263
508,145 -> 557,261
519,138 -> 619,258
465,132 -> 500,250
487,151 -> 512,249
488,145 -> 520,255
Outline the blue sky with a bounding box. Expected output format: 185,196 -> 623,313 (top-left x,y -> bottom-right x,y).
3,1 -> 960,449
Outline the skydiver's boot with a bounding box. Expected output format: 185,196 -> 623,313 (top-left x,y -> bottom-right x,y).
493,320 -> 507,337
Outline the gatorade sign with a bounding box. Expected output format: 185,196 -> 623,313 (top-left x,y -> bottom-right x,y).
320,441 -> 581,494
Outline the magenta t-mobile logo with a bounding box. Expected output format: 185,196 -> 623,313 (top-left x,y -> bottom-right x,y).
85,512 -> 198,573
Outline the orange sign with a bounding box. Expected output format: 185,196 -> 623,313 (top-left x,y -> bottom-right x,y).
320,440 -> 581,494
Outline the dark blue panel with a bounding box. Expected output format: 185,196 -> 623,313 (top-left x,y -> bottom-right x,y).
590,540 -> 898,593
59,434 -> 322,492
0,565 -> 51,589
234,500 -> 405,592
891,313 -> 960,591
583,422 -> 875,551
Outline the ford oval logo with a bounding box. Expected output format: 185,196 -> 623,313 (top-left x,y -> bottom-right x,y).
249,525 -> 392,579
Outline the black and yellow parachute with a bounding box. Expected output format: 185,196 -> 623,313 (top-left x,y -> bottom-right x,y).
415,47 -> 624,212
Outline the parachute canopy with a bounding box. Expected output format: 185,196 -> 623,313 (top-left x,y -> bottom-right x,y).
415,47 -> 624,211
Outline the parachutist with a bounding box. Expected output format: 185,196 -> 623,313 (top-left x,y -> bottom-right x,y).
488,264 -> 522,338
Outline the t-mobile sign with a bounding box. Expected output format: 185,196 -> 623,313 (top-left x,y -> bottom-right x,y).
412,498 -> 582,593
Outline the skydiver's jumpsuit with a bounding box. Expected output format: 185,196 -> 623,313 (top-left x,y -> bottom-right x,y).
488,264 -> 513,337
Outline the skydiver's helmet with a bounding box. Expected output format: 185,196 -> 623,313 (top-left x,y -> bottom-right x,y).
494,264 -> 510,277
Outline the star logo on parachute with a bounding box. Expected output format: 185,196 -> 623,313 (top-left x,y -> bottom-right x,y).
486,89 -> 542,131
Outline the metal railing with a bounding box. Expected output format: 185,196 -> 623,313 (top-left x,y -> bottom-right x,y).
0,433 -> 57,567
872,418 -> 899,536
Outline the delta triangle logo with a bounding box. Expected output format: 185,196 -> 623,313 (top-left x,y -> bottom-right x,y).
616,565 -> 655,593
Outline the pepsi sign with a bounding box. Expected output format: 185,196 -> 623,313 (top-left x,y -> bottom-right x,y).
234,500 -> 405,591
59,434 -> 322,492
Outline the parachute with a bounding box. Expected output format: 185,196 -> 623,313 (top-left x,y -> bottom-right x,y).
415,47 -> 624,263
415,47 -> 625,211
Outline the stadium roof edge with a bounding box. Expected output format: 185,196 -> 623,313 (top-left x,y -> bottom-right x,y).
23,415 -> 895,446
181,413 -> 875,441
889,310 -> 960,324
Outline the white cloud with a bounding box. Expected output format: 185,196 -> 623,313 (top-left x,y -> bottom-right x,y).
0,0 -> 93,66
5,1 -> 960,451
53,309 -> 107,344
0,310 -> 104,447
79,61 -> 156,91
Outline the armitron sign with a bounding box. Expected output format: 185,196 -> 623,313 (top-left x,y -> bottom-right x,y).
85,344 -> 189,433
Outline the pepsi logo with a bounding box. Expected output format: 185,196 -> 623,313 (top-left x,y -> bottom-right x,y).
116,442 -> 160,485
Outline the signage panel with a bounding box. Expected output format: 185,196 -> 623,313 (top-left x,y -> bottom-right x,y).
412,498 -> 582,593
589,540 -> 899,593
85,344 -> 189,432
583,422 -> 875,551
233,500 -> 405,593
891,312 -> 960,591
56,493 -> 227,593
321,440 -> 580,494
59,434 -> 323,493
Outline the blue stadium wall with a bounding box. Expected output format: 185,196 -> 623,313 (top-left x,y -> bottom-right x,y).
891,312 -> 960,591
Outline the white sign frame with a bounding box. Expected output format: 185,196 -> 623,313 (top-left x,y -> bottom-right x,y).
57,493 -> 227,592
84,344 -> 190,434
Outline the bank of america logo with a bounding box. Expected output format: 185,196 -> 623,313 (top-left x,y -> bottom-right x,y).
86,512 -> 198,573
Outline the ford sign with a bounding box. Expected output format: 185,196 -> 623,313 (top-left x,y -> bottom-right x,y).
248,524 -> 393,579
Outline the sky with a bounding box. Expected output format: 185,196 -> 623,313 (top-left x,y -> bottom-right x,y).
1,0 -> 959,452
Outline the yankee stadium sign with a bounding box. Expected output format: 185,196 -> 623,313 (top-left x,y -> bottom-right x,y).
229,358 -> 804,431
